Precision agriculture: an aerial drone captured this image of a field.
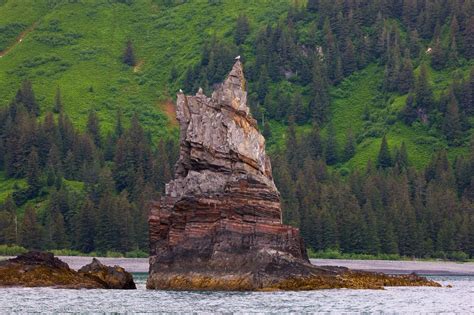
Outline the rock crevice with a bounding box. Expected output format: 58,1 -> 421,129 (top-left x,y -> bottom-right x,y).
147,61 -> 439,291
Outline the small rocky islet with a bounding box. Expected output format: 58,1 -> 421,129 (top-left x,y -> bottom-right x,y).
0,61 -> 441,292
0,251 -> 136,289
147,60 -> 440,291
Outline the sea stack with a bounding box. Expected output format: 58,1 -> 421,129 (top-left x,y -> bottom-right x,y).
147,61 -> 440,291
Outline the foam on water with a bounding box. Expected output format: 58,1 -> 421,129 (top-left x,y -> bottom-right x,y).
1,275 -> 473,313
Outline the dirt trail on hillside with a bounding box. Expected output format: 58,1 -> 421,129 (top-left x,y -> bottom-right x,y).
0,22 -> 38,58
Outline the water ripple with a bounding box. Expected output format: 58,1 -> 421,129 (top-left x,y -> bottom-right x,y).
0,275 -> 472,314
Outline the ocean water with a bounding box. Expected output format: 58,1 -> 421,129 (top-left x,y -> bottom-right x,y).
1,274 -> 473,313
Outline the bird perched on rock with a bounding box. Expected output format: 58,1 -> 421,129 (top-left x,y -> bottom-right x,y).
179,89 -> 183,93
235,55 -> 241,60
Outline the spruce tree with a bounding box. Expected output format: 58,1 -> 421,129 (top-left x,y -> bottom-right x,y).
53,87 -> 63,114
325,123 -> 338,165
122,39 -> 136,67
430,36 -> 445,70
75,199 -> 96,253
86,110 -> 101,148
442,93 -> 461,144
20,206 -> 42,250
394,142 -> 409,169
415,64 -> 434,111
26,148 -> 41,197
343,129 -> 356,162
310,57 -> 330,124
398,57 -> 415,93
234,14 -> 250,45
377,135 -> 392,169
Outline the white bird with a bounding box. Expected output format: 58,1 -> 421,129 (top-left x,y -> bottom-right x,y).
235,55 -> 241,60
179,89 -> 183,93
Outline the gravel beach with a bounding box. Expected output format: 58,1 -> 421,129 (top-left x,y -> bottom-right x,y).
1,256 -> 473,275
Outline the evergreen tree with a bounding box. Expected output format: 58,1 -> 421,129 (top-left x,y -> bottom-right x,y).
75,199 -> 96,253
394,142 -> 409,169
290,92 -> 306,124
53,87 -> 63,114
343,129 -> 356,162
398,57 -> 415,93
122,39 -> 136,67
306,124 -> 323,160
325,123 -> 338,165
310,57 -> 330,124
431,36 -> 445,70
442,92 -> 462,144
415,64 -> 434,112
0,196 -> 17,244
20,206 -> 42,250
465,17 -> 474,59
26,148 -> 41,197
262,121 -> 272,140
16,80 -> 40,116
342,38 -> 357,75
377,135 -> 392,169
234,14 -> 250,45
86,110 -> 101,148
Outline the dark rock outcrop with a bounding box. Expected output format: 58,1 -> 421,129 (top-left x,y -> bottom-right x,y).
0,252 -> 136,289
147,61 -> 440,291
79,258 -> 136,289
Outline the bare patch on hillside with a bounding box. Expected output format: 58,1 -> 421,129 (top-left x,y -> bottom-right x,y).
158,100 -> 178,127
133,60 -> 144,73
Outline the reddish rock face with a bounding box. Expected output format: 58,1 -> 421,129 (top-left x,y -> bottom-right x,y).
148,61 -> 311,290
147,61 -> 441,291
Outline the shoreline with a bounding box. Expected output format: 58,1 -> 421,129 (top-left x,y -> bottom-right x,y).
310,259 -> 474,276
2,256 -> 473,275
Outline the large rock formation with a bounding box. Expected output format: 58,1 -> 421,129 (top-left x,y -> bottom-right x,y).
147,61 -> 440,291
0,252 -> 136,289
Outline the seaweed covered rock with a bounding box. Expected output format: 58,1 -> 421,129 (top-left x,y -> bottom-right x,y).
147,61 -> 440,291
79,258 -> 136,289
0,252 -> 136,289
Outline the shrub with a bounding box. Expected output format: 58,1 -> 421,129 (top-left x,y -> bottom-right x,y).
125,249 -> 148,258
446,251 -> 469,262
0,244 -> 28,256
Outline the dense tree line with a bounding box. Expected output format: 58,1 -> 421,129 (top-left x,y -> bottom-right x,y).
1,0 -> 473,259
0,82 -> 177,253
273,120 -> 474,259
182,0 -> 473,142
178,1 -> 474,258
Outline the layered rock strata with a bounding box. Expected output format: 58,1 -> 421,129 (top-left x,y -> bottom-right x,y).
0,252 -> 136,289
147,61 -> 439,291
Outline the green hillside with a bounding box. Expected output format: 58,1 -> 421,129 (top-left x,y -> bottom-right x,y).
0,0 -> 289,136
1,0 -> 472,167
0,0 -> 473,258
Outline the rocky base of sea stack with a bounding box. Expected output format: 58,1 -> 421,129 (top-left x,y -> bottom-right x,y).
0,251 -> 136,289
147,60 -> 440,292
147,249 -> 440,291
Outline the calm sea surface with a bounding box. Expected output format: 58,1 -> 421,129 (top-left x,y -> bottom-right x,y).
0,274 -> 473,313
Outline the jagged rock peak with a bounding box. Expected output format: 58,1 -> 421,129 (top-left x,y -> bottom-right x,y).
171,59 -> 274,199
147,60 -> 442,291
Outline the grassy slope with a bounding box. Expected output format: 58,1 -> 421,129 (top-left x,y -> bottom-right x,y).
0,0 -> 472,200
267,62 -> 472,170
0,0 -> 289,135
0,0 -> 290,203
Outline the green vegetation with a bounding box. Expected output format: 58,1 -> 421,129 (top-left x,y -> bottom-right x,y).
0,245 -> 148,258
0,0 -> 473,259
307,248 -> 472,262
0,245 -> 28,256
